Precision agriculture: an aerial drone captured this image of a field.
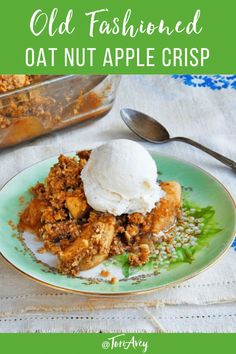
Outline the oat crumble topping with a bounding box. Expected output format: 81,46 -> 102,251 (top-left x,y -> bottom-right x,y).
18,151 -> 182,276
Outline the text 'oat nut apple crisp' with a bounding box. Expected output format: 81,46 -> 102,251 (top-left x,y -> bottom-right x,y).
18,140 -> 182,276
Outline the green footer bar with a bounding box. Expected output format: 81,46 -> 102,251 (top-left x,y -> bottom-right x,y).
0,333 -> 235,354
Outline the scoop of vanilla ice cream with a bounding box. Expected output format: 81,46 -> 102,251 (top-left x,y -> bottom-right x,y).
81,139 -> 164,216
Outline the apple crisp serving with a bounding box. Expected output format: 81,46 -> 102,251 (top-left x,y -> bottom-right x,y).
18,151 -> 182,276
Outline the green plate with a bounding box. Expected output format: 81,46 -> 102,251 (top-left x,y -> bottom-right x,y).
0,152 -> 235,296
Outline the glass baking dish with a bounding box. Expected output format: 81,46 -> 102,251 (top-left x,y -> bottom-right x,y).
0,75 -> 121,149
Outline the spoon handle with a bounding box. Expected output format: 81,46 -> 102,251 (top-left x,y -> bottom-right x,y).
172,137 -> 236,171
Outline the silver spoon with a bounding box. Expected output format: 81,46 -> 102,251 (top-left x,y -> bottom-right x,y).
120,108 -> 236,171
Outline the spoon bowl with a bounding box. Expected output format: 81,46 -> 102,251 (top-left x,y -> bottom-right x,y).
120,108 -> 170,143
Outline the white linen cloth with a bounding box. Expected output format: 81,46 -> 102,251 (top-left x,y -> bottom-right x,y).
0,75 -> 235,332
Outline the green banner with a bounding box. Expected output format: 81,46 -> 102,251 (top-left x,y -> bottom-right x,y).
0,333 -> 235,354
0,0 -> 235,73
